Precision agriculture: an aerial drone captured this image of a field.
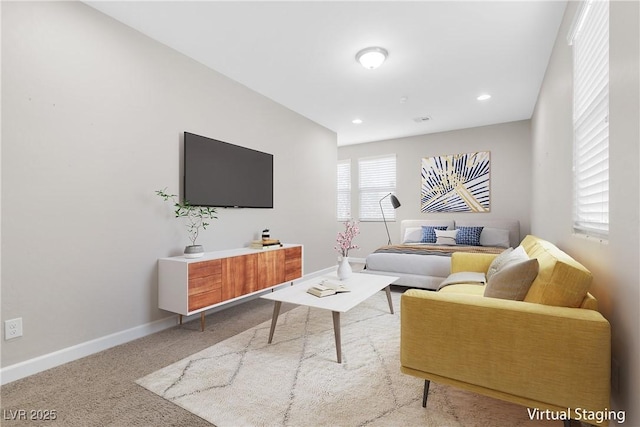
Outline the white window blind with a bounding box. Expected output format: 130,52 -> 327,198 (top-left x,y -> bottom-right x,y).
337,160 -> 351,221
358,155 -> 397,221
570,0 -> 609,238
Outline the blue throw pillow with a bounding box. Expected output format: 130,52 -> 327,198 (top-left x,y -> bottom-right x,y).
456,226 -> 484,246
421,226 -> 448,243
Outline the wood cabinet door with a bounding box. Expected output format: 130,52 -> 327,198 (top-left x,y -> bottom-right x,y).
222,254 -> 258,298
284,246 -> 302,281
257,250 -> 285,289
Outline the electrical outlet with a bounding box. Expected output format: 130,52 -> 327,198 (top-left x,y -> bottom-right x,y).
4,318 -> 23,340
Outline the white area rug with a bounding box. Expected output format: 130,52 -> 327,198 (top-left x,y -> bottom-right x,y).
137,292 -> 555,426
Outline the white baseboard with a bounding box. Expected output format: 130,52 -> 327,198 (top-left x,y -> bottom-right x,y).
0,266 -> 338,385
0,316 -> 178,385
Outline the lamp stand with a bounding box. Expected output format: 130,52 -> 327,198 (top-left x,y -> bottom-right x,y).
379,193 -> 401,246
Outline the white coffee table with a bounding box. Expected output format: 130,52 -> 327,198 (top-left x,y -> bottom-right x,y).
261,272 -> 399,363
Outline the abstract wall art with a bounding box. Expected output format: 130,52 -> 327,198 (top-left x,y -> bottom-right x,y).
421,151 -> 490,213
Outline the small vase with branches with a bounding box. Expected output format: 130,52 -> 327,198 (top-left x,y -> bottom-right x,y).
156,188 -> 218,258
334,219 -> 360,280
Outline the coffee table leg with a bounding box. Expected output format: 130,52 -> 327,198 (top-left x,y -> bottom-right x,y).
268,301 -> 282,344
385,286 -> 394,314
332,311 -> 342,363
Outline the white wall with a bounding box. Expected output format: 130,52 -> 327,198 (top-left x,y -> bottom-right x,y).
531,1 -> 639,424
1,2 -> 337,371
337,120 -> 532,256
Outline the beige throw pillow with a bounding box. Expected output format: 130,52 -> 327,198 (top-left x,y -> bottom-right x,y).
484,258 -> 540,300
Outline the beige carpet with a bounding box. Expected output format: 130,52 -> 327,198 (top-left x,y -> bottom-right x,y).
137,292 -> 558,427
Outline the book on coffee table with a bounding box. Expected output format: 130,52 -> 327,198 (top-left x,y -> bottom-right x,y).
307,284 -> 336,297
307,279 -> 351,297
319,279 -> 350,293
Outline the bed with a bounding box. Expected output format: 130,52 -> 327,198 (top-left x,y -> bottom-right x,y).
362,219 -> 521,290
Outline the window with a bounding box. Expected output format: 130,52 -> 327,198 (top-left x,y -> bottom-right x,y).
569,0 -> 609,238
358,155 -> 397,221
336,160 -> 351,221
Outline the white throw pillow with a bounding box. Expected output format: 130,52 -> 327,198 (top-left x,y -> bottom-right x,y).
486,245 -> 528,281
403,227 -> 423,243
435,229 -> 458,245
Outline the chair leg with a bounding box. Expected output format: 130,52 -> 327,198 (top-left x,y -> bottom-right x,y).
422,380 -> 430,408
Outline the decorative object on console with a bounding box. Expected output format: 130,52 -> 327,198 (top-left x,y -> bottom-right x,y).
183,245 -> 204,258
335,219 -> 360,280
420,151 -> 490,213
250,238 -> 282,250
379,193 -> 401,245
261,228 -> 270,240
156,188 -> 218,258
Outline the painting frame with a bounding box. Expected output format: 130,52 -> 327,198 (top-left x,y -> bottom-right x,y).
420,151 -> 490,213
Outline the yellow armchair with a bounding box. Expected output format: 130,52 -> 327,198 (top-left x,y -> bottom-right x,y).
400,235 -> 611,426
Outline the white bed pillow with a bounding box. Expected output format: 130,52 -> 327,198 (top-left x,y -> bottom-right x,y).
480,227 -> 510,248
403,227 -> 423,243
435,229 -> 458,245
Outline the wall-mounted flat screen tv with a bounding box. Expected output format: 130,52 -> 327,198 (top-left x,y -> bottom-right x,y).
183,132 -> 273,208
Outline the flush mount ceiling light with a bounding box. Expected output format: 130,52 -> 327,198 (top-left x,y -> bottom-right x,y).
356,47 -> 388,70
352,118 -> 363,124
477,94 -> 492,101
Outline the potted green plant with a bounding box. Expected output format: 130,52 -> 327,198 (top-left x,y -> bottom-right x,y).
156,188 -> 218,258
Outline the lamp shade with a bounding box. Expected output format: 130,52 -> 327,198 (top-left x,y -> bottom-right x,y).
390,195 -> 401,209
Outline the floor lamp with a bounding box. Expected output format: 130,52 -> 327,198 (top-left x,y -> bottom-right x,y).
379,193 -> 401,245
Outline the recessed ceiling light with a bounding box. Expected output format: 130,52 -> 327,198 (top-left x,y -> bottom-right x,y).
356,47 -> 388,70
352,118 -> 363,124
477,94 -> 492,101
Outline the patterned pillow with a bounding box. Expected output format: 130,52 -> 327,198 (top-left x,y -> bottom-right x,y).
456,226 -> 484,246
421,226 -> 448,243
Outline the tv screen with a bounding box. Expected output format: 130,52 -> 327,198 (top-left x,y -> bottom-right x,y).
183,132 -> 273,208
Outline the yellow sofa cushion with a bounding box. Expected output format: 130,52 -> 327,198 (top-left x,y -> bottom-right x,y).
451,252 -> 497,273
439,283 -> 485,295
521,235 -> 593,308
